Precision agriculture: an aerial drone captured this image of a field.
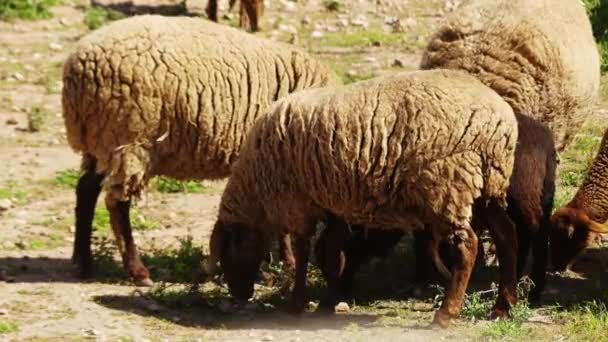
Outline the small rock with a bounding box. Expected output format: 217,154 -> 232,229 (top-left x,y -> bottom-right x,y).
0,199 -> 12,211
335,302 -> 350,313
0,308 -> 8,315
59,18 -> 70,26
337,18 -> 349,27
83,328 -> 100,337
283,1 -> 297,11
68,225 -> 75,233
371,41 -> 381,47
49,42 -> 63,51
363,56 -> 377,63
392,59 -> 405,68
15,241 -> 28,250
326,25 -> 338,33
32,53 -> 42,59
11,72 -> 25,81
301,16 -> 311,25
261,335 -> 275,341
311,30 -> 324,38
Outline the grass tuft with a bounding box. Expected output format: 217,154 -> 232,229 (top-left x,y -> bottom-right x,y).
0,0 -> 61,21
84,6 -> 125,30
53,168 -> 81,189
558,300 -> 608,342
0,320 -> 18,334
151,176 -> 208,194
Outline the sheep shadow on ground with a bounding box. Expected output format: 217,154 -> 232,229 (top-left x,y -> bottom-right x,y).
89,0 -> 194,17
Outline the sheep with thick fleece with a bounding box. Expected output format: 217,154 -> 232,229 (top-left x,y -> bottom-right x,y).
62,14 -> 338,286
551,128 -> 608,271
209,69 -> 518,327
420,0 -> 600,151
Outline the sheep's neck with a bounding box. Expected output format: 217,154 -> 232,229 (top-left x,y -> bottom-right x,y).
570,130 -> 608,223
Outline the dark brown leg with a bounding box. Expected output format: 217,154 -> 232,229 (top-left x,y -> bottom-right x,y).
279,231 -> 296,270
241,0 -> 263,31
72,157 -> 104,278
291,235 -> 311,313
482,202 -> 518,319
432,225 -> 478,328
529,222 -> 549,304
205,0 -> 218,21
318,216 -> 349,311
105,194 -> 152,286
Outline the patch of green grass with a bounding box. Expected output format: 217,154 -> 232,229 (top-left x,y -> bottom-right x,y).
84,6 -> 126,30
558,300 -> 608,342
0,320 -> 18,334
584,0 -> 608,72
93,207 -> 111,233
53,168 -> 81,189
17,288 -> 53,296
320,28 -> 403,48
0,181 -> 27,203
0,0 -> 62,21
142,235 -> 207,283
328,60 -> 375,85
92,207 -> 159,233
151,176 -> 208,194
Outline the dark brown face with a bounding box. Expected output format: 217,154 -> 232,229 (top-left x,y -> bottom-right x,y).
550,213 -> 595,271
211,221 -> 267,302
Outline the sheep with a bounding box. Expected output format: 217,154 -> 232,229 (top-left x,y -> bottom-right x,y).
550,128 -> 608,271
62,14 -> 338,286
315,113 -> 557,312
206,0 -> 264,32
208,69 -> 518,327
420,0 -> 600,151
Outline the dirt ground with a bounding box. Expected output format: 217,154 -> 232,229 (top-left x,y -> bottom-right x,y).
1,0 -> 608,341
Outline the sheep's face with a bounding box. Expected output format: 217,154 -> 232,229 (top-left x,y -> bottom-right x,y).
550,208 -> 598,271
211,221 -> 266,302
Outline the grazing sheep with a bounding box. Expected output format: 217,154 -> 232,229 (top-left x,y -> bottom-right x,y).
315,113 -> 557,312
62,14 -> 338,286
420,0 -> 600,151
206,0 -> 264,32
551,129 -> 608,271
209,69 -> 518,327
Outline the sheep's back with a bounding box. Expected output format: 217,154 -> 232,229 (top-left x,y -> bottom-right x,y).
233,70 -> 517,228
421,0 -> 600,151
62,15 -> 337,179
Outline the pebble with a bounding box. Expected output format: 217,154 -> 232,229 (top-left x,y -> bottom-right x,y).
335,302 -> 350,313
363,56 -> 377,63
338,18 -> 349,27
301,16 -> 311,25
49,42 -> 63,51
311,30 -> 324,38
15,210 -> 28,219
392,59 -> 405,68
12,72 -> 25,81
0,308 -> 8,315
283,2 -> 297,11
0,199 -> 12,211
261,335 -> 275,341
83,328 -> 100,337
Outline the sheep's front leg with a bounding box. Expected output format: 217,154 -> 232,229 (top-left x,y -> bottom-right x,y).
432,225 -> 478,328
105,194 -> 152,286
481,202 -> 518,319
72,157 -> 104,278
205,0 -> 218,21
529,219 -> 549,304
279,231 -> 296,270
291,234 -> 311,313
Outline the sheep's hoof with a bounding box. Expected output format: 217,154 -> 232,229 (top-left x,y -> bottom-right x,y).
489,307 -> 509,320
430,310 -> 450,329
134,277 -> 154,287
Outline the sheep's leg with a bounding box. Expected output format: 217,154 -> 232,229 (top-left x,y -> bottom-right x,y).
318,215 -> 349,311
432,225 -> 478,328
279,231 -> 296,270
412,228 -> 435,294
528,221 -> 549,304
72,158 -> 104,278
206,0 -> 218,21
482,202 -> 518,319
241,0 -> 262,32
291,234 -> 311,313
105,195 -> 152,286
516,228 -> 531,278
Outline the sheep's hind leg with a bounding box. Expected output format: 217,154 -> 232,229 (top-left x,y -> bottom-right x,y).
205,0 -> 218,21
431,224 -> 478,328
528,220 -> 549,304
105,194 -> 152,286
317,214 -> 349,312
72,156 -> 104,279
481,201 -> 518,319
290,225 -> 315,314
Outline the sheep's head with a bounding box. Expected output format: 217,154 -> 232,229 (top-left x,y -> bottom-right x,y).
209,220 -> 267,302
550,207 -> 608,271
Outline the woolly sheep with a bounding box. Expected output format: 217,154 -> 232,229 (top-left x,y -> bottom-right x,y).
209,69 -> 518,327
551,128 -> 608,271
420,0 -> 600,151
315,113 -> 557,313
62,14 -> 338,286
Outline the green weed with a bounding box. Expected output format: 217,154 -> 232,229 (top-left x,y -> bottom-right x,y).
53,168 -> 81,189
151,176 -> 208,194
84,6 -> 125,30
27,106 -> 47,132
0,181 -> 27,203
142,235 -> 207,283
0,0 -> 62,21
584,0 -> 608,72
0,320 -> 18,334
558,300 -> 608,342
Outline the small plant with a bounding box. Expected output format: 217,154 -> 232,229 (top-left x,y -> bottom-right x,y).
92,207 -> 159,233
0,181 -> 27,203
142,235 -> 207,283
151,176 -> 208,194
559,300 -> 608,341
84,6 -> 125,30
0,0 -> 62,21
584,0 -> 608,72
27,106 -> 46,132
0,320 -> 18,334
323,0 -> 340,11
53,168 -> 81,189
